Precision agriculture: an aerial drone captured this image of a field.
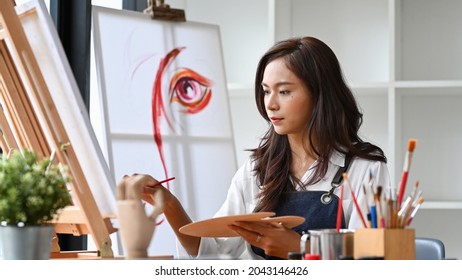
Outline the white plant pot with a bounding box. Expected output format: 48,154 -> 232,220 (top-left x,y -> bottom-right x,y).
0,225 -> 54,260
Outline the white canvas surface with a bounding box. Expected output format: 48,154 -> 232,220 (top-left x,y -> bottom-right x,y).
92,6 -> 237,257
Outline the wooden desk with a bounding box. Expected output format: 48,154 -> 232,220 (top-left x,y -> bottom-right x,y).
51,251 -> 174,260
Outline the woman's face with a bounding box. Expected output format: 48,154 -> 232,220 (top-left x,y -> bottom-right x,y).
262,57 -> 313,137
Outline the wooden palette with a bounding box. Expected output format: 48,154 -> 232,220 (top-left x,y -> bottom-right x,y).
179,212 -> 305,237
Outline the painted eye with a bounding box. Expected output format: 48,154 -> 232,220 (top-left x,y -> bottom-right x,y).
168,68 -> 212,114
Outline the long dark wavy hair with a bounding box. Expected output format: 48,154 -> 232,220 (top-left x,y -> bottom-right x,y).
251,37 -> 387,212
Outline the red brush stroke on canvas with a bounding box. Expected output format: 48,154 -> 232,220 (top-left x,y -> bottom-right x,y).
151,47 -> 213,185
131,46 -> 213,225
152,47 -> 184,184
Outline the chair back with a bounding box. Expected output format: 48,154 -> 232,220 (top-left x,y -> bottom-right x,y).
415,237 -> 445,260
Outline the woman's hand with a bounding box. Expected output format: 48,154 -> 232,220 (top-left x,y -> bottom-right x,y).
117,173 -> 174,207
228,221 -> 301,259
117,173 -> 201,256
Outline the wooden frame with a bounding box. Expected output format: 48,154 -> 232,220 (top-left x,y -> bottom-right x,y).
0,0 -> 116,258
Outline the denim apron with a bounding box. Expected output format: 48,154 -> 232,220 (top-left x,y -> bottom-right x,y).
252,154 -> 352,259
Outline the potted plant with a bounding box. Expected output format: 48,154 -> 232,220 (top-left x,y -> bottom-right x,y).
0,148 -> 72,259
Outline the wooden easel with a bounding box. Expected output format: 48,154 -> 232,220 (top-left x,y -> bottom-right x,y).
0,0 -> 115,258
143,0 -> 186,21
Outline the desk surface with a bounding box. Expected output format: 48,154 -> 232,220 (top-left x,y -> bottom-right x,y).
51,250 -> 174,260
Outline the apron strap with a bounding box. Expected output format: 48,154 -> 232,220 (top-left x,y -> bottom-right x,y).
321,153 -> 353,204
331,153 -> 353,188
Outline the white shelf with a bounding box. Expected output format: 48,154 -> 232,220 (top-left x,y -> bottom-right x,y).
394,80 -> 462,88
420,201 -> 462,210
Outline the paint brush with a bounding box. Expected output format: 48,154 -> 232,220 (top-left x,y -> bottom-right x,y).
362,170 -> 375,228
366,171 -> 378,228
150,177 -> 175,187
386,198 -> 393,228
406,197 -> 424,226
410,180 -> 420,201
370,201 -> 378,228
397,196 -> 412,228
342,173 -> 367,228
412,189 -> 423,206
375,186 -> 385,228
399,181 -> 420,228
397,139 -> 417,208
362,184 -> 372,228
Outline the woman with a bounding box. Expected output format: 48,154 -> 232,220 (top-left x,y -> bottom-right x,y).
122,36 -> 390,259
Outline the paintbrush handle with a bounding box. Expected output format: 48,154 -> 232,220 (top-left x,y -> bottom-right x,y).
406,198 -> 424,226
380,217 -> 386,228
353,194 -> 368,228
375,197 -> 384,228
342,173 -> 367,228
370,205 -> 377,228
150,177 -> 175,187
398,139 -> 417,208
401,202 -> 414,228
386,200 -> 392,228
397,171 -> 409,208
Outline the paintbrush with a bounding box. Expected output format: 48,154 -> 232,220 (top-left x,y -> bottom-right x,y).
410,180 -> 420,201
401,189 -> 423,227
397,139 -> 417,208
342,173 -> 367,228
363,170 -> 376,227
369,193 -> 378,228
362,184 -> 372,228
150,177 -> 175,187
399,181 -> 420,227
406,197 -> 424,226
375,186 -> 385,228
397,196 -> 412,228
366,171 -> 378,228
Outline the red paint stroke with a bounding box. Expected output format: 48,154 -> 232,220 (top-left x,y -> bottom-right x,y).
148,47 -> 214,225
152,47 -> 184,184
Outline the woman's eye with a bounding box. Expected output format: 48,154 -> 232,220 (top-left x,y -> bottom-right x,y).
168,68 -> 212,114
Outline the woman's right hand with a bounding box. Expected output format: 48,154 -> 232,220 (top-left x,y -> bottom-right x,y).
117,173 -> 174,206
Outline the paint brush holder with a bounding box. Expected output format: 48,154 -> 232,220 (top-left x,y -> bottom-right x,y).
353,228 -> 415,260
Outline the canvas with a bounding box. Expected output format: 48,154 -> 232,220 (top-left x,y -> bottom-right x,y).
0,0 -> 117,257
92,6 -> 237,256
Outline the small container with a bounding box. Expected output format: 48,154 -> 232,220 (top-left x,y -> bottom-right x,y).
287,252 -> 303,260
354,228 -> 415,260
304,253 -> 321,260
308,229 -> 354,260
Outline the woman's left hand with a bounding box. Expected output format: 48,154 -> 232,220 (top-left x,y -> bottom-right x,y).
228,221 -> 300,259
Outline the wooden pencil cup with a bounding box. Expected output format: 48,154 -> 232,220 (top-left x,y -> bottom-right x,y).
353,228 -> 415,260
